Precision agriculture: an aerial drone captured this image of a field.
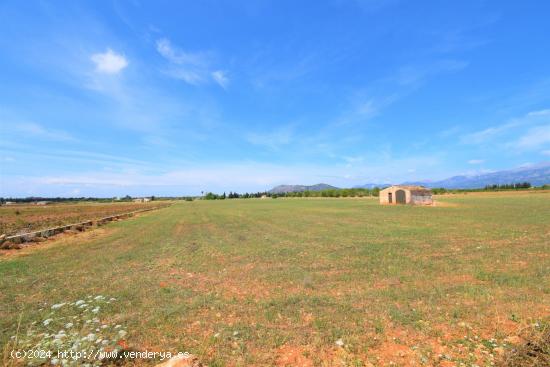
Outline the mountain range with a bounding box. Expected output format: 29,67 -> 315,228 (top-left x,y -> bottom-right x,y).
403,163 -> 550,189
269,163 -> 550,192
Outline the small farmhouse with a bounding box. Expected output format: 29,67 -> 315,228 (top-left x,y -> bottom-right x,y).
379,185 -> 433,205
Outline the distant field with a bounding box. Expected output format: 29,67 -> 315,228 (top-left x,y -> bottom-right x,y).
0,202 -> 165,236
0,192 -> 549,366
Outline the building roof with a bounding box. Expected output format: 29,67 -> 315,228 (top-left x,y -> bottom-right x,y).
381,185 -> 432,193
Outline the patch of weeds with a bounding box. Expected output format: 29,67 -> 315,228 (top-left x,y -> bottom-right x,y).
475,270 -> 525,286
313,318 -> 329,332
207,358 -> 224,367
481,338 -> 499,351
452,307 -> 466,320
388,305 -> 423,327
6,295 -> 128,367
264,308 -> 277,322
186,242 -> 201,253
373,319 -> 384,334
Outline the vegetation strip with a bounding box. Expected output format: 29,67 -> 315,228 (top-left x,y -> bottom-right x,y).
0,205 -> 169,249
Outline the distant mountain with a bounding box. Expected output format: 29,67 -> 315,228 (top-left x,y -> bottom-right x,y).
353,183 -> 391,189
269,183 -> 339,194
403,163 -> 550,189
270,163 -> 550,193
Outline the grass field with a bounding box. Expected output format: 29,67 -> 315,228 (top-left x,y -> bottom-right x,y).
0,202 -> 164,236
1,193 -> 549,366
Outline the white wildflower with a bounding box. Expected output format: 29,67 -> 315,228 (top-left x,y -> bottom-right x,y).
335,338 -> 344,347
65,323 -> 73,329
51,303 -> 66,310
75,300 -> 85,306
51,358 -> 59,365
118,330 -> 127,338
43,319 -> 53,326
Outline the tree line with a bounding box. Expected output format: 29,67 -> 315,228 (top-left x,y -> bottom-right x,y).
202,187 -> 381,199
431,182 -> 542,194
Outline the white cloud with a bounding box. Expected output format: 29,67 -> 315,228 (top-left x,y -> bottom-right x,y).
156,38 -> 205,66
91,49 -> 128,74
468,159 -> 484,164
515,125 -> 550,149
394,59 -> 469,86
156,38 -> 228,88
165,69 -> 204,85
461,123 -> 514,144
462,108 -> 550,144
212,70 -> 229,89
14,122 -> 76,141
245,127 -> 293,149
527,109 -> 550,117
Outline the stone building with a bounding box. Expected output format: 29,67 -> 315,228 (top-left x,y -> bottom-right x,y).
379,185 -> 433,205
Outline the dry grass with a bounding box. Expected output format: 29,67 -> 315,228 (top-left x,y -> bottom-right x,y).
0,193 -> 549,366
497,322 -> 550,367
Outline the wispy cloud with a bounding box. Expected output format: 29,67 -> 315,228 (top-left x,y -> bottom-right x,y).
515,125 -> 550,149
461,108 -> 550,144
393,59 -> 469,86
12,122 -> 76,142
212,70 -> 229,89
527,109 -> 550,117
156,38 -> 228,88
91,49 -> 128,74
468,159 -> 484,164
156,38 -> 206,65
334,59 -> 468,127
245,126 -> 294,149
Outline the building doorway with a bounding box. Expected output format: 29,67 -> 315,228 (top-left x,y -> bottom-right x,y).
396,190 -> 406,204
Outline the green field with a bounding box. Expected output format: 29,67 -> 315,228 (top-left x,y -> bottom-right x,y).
1,193 -> 549,366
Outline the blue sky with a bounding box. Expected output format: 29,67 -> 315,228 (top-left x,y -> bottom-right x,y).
1,0 -> 549,197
